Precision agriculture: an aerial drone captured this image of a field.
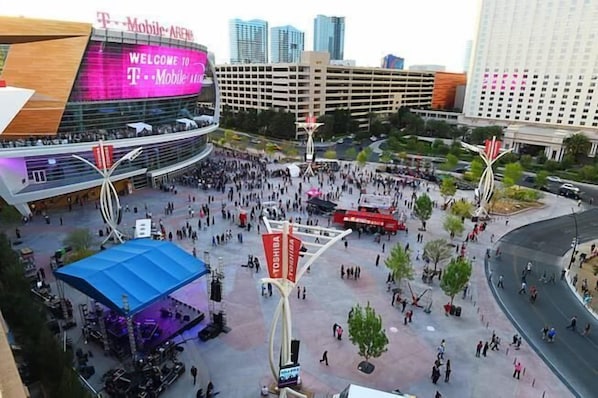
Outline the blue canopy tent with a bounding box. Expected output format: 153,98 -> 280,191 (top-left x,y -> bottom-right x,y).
54,239 -> 208,316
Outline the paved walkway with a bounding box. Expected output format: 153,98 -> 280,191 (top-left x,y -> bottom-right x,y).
5,159 -> 577,398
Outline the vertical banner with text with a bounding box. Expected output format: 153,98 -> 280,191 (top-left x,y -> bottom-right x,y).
262,232 -> 303,283
93,145 -> 114,170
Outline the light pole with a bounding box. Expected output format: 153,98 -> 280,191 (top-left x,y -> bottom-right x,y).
568,208 -> 579,270
295,115 -> 324,177
261,218 -> 351,398
72,141 -> 142,244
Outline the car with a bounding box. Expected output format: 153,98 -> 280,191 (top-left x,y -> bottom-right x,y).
250,138 -> 261,144
547,175 -> 562,183
370,136 -> 378,142
560,183 -> 580,192
336,138 -> 344,144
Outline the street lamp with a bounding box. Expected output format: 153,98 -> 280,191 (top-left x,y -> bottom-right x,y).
568,208 -> 579,270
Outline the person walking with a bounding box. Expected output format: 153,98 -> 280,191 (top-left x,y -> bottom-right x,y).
375,254 -> 380,266
319,350 -> 329,366
582,323 -> 591,336
482,341 -> 489,357
337,325 -> 343,340
513,362 -> 522,380
497,275 -> 504,289
297,286 -> 301,299
333,323 -> 339,337
518,281 -> 527,294
302,286 -> 306,300
444,359 -> 451,382
431,365 -> 441,384
541,325 -> 549,340
566,315 -> 577,332
190,365 -> 198,385
475,341 -> 483,357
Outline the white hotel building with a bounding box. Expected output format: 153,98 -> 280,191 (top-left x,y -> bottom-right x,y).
462,0 -> 598,160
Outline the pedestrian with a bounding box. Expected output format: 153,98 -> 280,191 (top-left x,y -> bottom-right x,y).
407,310 -> 413,323
60,217 -> 63,226
582,323 -> 591,336
482,341 -> 489,357
547,327 -> 556,342
333,323 -> 339,337
431,365 -> 441,384
268,283 -> 273,297
401,299 -> 407,313
518,281 -> 527,294
261,284 -> 266,297
206,381 -> 214,397
435,391 -> 442,398
197,387 -> 204,398
297,286 -> 300,299
444,359 -> 451,382
488,268 -> 493,282
475,341 -> 483,357
497,275 -> 504,289
541,325 -> 549,340
319,350 -> 329,365
513,362 -> 522,379
344,240 -> 348,250
190,365 -> 198,385
382,243 -> 385,253
302,286 -> 306,300
375,254 -> 380,267
341,264 -> 345,279
39,267 -> 46,280
566,315 -> 577,331
337,325 -> 343,340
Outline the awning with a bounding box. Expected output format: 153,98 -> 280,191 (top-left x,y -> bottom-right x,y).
176,118 -> 198,129
127,122 -> 153,134
343,217 -> 385,226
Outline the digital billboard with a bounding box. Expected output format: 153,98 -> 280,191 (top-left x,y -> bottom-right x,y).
277,364 -> 300,388
71,42 -> 207,101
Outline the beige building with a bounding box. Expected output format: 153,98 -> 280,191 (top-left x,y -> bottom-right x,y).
0,310 -> 29,398
216,51 -> 434,135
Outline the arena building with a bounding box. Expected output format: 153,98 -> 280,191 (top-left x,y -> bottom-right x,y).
0,16 -> 219,216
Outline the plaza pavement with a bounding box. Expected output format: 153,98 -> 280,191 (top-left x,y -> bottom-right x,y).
4,160 -> 579,398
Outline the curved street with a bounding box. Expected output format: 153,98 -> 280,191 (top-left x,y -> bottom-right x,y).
489,208 -> 598,398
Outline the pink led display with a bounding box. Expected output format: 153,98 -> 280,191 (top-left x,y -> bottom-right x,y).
72,42 -> 208,101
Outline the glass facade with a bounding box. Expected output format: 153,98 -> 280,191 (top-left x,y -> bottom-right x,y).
22,134 -> 208,191
229,19 -> 268,64
313,15 -> 345,61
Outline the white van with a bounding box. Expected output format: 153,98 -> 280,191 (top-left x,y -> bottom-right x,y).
333,384 -> 416,398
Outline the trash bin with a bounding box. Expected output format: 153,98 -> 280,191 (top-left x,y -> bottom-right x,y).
455,306 -> 462,317
134,206 -> 138,214
449,305 -> 456,315
99,229 -> 104,237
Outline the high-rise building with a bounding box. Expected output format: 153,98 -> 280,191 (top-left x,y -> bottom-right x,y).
229,19 -> 268,64
463,40 -> 472,73
381,54 -> 404,70
462,0 -> 598,160
313,15 -> 345,60
271,25 -> 304,63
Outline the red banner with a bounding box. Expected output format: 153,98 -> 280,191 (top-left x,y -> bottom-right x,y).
262,233 -> 283,279
286,235 -> 302,283
483,139 -> 501,160
93,145 -> 114,170
262,232 -> 303,282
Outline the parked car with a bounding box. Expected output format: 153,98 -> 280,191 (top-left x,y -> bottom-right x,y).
336,138 -> 345,144
250,138 -> 261,144
547,175 -> 562,183
369,136 -> 378,142
560,183 -> 580,192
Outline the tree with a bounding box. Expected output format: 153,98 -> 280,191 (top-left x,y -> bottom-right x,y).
468,126 -> 503,145
347,302 -> 389,373
423,239 -> 452,271
344,147 -> 358,160
384,243 -> 414,284
503,162 -> 523,188
356,150 -> 368,167
440,257 -> 472,305
323,149 -> 337,159
397,151 -> 408,164
563,132 -> 591,162
450,200 -> 473,219
64,228 -> 93,252
439,176 -> 457,205
443,214 -> 464,240
379,150 -> 393,164
223,129 -> 236,145
413,194 -> 433,230
535,170 -> 548,189
441,153 -> 459,171
467,158 -> 484,182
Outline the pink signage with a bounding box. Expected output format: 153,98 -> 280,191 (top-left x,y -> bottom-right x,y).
72,42 -> 208,101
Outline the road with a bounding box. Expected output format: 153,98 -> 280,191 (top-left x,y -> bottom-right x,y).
488,208 -> 598,398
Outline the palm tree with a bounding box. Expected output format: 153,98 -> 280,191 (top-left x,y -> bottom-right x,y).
563,133 -> 591,162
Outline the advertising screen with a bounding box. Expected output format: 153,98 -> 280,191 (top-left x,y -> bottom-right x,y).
278,364 -> 300,388
72,42 -> 207,101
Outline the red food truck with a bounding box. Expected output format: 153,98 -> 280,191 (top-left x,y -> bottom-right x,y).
332,209 -> 405,234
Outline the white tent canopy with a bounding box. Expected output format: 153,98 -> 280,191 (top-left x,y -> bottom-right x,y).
286,163 -> 301,178
193,115 -> 214,124
176,118 -> 198,129
127,122 -> 153,134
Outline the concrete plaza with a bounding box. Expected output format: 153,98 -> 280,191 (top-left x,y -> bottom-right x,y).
6,158 -> 577,398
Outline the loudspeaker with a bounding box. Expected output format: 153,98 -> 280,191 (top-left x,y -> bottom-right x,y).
210,279 -> 222,302
213,312 -> 224,328
290,339 -> 300,365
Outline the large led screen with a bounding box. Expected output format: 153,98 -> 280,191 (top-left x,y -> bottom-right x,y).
71,42 -> 208,101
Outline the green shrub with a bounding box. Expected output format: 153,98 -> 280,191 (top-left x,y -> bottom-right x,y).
504,186 -> 541,202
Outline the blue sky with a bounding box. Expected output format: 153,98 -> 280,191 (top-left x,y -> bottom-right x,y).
4,0 -> 478,71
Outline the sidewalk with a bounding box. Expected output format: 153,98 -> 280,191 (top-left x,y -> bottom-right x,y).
3,159 -> 577,398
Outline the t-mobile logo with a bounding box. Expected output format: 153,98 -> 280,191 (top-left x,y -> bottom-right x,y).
96,12 -> 111,29
127,67 -> 141,85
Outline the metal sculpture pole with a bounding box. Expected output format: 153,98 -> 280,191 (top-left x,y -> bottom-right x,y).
72,141 -> 142,244
295,115 -> 324,177
461,136 -> 513,217
261,219 -> 351,398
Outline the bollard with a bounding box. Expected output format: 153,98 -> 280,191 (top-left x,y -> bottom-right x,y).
532,378 -> 535,387
513,357 -> 517,365
523,367 -> 526,376
506,348 -> 509,356
486,321 -> 489,328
